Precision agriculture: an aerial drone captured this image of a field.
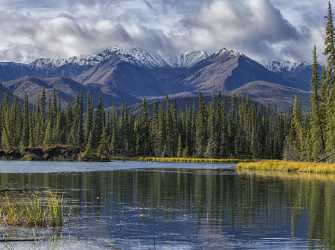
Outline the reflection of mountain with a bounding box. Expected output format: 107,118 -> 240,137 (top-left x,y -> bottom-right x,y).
0,166 -> 332,249
0,47 -> 315,110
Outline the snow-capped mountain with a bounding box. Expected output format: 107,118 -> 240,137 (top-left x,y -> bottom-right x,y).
30,47 -> 246,70
31,47 -> 169,69
0,46 -> 314,110
217,48 -> 244,58
265,60 -> 307,72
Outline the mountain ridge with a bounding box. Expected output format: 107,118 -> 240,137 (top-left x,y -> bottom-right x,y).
0,46 -> 315,110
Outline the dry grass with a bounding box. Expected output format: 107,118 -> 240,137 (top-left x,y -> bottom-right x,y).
237,160 -> 335,174
0,192 -> 63,227
238,170 -> 335,182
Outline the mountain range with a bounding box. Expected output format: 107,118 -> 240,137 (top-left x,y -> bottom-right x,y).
0,47 -> 316,110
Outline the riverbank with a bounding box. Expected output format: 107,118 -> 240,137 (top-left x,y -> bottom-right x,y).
0,147 -> 253,163
237,160 -> 335,174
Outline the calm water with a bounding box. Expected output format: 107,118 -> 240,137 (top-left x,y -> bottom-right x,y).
0,161 -> 334,249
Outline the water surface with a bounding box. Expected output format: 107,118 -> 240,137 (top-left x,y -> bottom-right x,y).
0,161 -> 334,249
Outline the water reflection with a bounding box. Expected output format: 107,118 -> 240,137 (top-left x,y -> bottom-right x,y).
0,167 -> 334,249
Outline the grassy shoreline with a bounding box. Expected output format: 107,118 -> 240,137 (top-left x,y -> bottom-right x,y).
3,147 -> 335,176
237,160 -> 335,174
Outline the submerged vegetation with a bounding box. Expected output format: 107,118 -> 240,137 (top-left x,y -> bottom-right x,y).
0,192 -> 63,227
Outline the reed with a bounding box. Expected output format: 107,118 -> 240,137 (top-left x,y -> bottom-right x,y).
237,160 -> 335,174
0,192 -> 63,227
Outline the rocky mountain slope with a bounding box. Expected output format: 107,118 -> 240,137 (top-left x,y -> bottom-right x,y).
0,47 -> 314,110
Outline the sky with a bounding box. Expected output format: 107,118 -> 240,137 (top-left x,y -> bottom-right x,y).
0,0 -> 328,63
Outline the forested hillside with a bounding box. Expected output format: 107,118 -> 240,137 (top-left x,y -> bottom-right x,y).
284,2 -> 335,162
0,92 -> 289,160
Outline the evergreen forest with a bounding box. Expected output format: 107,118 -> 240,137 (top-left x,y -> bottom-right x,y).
1,2 -> 335,162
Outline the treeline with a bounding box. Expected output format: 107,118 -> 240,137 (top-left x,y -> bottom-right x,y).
284,2 -> 335,162
0,91 -> 289,160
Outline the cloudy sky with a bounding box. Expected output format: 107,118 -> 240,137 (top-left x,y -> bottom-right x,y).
0,0 -> 327,63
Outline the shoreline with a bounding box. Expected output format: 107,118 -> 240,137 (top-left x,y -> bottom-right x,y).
237,160 -> 335,174
0,147 -> 253,164
2,149 -> 335,176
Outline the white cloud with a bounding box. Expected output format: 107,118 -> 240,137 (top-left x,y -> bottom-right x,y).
0,0 -> 329,63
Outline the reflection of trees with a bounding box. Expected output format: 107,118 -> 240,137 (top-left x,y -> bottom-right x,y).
0,170 -> 334,248
239,172 -> 335,249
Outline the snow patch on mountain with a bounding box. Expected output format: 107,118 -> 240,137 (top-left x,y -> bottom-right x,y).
31,47 -> 169,69
177,48 -> 244,67
265,60 -> 307,72
217,48 -> 244,58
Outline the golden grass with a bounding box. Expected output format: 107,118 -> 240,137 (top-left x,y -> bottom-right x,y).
237,170 -> 335,183
0,192 -> 63,227
237,160 -> 335,174
130,157 -> 251,164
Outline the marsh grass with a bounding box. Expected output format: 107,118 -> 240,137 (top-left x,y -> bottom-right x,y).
238,170 -> 335,183
132,157 -> 251,164
237,160 -> 335,174
0,192 -> 63,227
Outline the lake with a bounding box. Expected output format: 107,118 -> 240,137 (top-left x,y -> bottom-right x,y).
0,161 -> 334,249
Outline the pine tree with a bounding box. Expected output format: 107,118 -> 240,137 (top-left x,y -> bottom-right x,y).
97,126 -> 110,159
196,93 -> 208,157
92,97 -> 105,149
86,95 -> 94,144
22,94 -> 30,148
206,102 -> 217,157
326,86 -> 335,161
82,131 -> 95,160
38,89 -> 47,117
325,1 -> 335,68
43,120 -> 53,148
136,99 -> 151,156
310,46 -> 325,161
177,134 -> 183,157
110,127 -> 119,156
284,97 -> 306,160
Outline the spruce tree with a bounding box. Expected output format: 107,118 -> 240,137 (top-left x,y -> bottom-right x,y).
310,46 -> 325,161
92,97 -> 105,149
97,126 -> 110,159
196,93 -> 208,157
86,95 -> 94,144
326,86 -> 335,161
325,1 -> 335,68
43,120 -> 53,148
283,97 -> 303,160
22,94 -> 30,148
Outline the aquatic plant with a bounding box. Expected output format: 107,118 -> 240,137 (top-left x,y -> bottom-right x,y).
0,192 -> 63,227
